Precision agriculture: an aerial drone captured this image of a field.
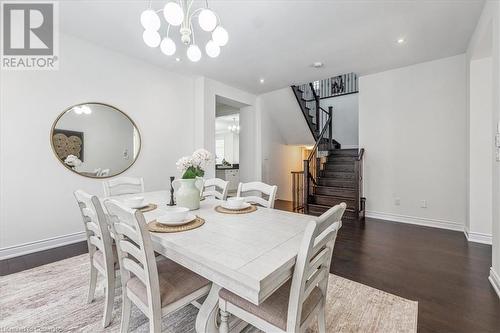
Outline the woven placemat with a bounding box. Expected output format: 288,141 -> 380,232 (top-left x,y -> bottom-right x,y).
214,205 -> 257,214
139,203 -> 157,213
147,216 -> 205,233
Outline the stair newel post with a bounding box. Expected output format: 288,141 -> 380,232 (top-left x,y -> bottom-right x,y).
328,106 -> 333,149
303,160 -> 310,213
316,157 -> 321,180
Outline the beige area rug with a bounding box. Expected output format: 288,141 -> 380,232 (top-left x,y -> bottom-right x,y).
0,254 -> 417,332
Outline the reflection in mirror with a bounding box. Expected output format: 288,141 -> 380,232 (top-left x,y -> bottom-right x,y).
51,103 -> 141,178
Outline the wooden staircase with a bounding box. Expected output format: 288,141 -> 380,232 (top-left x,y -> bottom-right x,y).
291,84 -> 341,148
290,82 -> 365,220
307,148 -> 365,220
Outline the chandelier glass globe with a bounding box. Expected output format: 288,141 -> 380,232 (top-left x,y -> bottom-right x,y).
212,26 -> 228,46
143,29 -> 161,47
198,9 -> 217,32
187,44 -> 202,62
160,38 -> 176,56
140,9 -> 161,31
163,2 -> 184,26
140,1 -> 227,62
205,40 -> 220,58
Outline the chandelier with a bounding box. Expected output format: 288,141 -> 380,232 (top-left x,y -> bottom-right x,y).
140,0 -> 228,62
228,117 -> 240,134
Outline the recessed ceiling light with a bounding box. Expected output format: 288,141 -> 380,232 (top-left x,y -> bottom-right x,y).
260,78 -> 265,84
397,37 -> 406,44
312,62 -> 324,68
175,57 -> 181,62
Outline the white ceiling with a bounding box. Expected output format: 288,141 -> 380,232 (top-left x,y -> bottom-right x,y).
60,0 -> 484,94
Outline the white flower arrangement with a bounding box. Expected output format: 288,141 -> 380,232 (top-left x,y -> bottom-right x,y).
176,149 -> 213,179
64,154 -> 82,168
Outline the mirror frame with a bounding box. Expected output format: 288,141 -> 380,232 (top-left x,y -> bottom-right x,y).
50,102 -> 142,179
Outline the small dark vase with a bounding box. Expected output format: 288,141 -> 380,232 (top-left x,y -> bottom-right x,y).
167,176 -> 175,206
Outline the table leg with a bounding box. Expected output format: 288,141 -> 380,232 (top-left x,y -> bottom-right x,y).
196,283 -> 248,333
196,283 -> 221,333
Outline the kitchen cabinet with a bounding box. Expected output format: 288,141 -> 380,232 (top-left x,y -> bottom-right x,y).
216,168 -> 240,191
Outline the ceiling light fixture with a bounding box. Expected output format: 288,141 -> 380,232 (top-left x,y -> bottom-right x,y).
312,62 -> 324,68
397,37 -> 406,44
259,78 -> 265,84
228,117 -> 240,134
140,0 -> 228,62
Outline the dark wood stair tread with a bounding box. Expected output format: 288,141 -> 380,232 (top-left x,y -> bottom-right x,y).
315,186 -> 357,198
318,178 -> 356,188
307,203 -> 358,219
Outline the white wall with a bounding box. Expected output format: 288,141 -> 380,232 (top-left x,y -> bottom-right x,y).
466,0 -> 500,297
468,57 -> 493,241
221,132 -> 239,164
0,34 -> 196,255
320,93 -> 359,148
257,88 -> 315,146
359,54 -> 467,230
260,98 -> 303,201
257,89 -> 309,201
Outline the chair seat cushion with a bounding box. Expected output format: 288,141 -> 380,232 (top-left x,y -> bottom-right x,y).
127,258 -> 210,307
93,245 -> 118,269
219,279 -> 322,330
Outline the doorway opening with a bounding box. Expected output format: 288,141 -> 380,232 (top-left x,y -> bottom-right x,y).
215,96 -> 247,196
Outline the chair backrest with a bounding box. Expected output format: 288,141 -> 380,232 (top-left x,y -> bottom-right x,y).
203,178 -> 229,200
74,190 -> 114,273
104,199 -> 161,314
236,181 -> 278,208
173,177 -> 204,199
99,169 -> 110,177
103,177 -> 144,197
286,203 -> 346,332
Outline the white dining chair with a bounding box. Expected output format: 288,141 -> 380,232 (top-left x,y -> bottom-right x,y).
172,177 -> 204,199
218,203 -> 346,333
74,190 -> 118,328
104,199 -> 211,333
203,178 -> 229,200
236,181 -> 278,208
99,169 -> 110,177
103,176 -> 144,197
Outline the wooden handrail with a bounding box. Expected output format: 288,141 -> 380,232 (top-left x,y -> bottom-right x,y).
307,114 -> 332,162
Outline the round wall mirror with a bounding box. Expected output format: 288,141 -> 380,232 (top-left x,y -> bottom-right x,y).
50,102 -> 141,178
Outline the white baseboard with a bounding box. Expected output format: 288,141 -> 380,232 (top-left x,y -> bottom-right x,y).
464,228 -> 492,245
365,211 -> 463,231
489,268 -> 500,299
0,231 -> 86,260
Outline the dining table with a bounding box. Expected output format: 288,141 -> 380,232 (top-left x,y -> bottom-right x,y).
104,190 -> 317,333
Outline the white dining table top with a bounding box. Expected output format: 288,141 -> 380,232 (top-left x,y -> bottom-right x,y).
104,190 -> 317,305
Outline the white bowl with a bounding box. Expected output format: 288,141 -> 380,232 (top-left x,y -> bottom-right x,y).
225,197 -> 245,209
123,196 -> 144,208
158,207 -> 189,222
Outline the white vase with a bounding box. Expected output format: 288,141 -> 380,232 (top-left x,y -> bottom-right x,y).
175,178 -> 201,210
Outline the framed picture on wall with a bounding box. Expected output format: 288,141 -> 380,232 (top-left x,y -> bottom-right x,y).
331,75 -> 345,95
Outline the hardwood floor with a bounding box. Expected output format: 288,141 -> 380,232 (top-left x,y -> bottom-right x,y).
1,199 -> 499,332
276,199 -> 500,333
0,241 -> 88,276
